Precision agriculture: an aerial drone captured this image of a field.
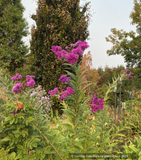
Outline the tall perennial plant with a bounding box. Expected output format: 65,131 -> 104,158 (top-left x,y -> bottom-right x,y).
0,40 -> 134,159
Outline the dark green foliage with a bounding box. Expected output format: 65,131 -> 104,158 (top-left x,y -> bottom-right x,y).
0,0 -> 29,73
50,96 -> 64,117
29,0 -> 91,113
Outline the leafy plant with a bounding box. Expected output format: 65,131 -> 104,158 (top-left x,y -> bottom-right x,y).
123,136 -> 141,160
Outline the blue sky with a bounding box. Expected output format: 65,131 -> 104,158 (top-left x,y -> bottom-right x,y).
21,0 -> 136,70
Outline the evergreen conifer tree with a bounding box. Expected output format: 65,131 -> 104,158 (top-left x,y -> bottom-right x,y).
0,0 -> 29,73
30,0 -> 91,93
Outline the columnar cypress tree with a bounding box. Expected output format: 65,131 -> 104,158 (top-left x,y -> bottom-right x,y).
30,0 -> 91,93
0,0 -> 29,73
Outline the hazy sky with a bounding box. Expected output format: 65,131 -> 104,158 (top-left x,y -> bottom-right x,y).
21,0 -> 136,70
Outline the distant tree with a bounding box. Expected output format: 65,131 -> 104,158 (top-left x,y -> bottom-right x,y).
0,0 -> 29,73
89,68 -> 99,96
90,68 -> 99,85
80,51 -> 92,95
106,0 -> 141,68
29,0 -> 92,93
97,66 -> 104,76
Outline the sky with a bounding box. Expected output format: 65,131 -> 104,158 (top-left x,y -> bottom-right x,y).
21,0 -> 136,70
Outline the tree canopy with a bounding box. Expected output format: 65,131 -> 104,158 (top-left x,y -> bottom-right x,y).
106,0 -> 141,68
0,0 -> 29,73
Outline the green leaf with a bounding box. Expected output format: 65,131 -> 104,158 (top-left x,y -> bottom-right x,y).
78,75 -> 86,85
5,116 -> 12,122
87,120 -> 95,127
1,137 -> 11,142
80,65 -> 88,72
8,152 -> 16,159
74,142 -> 84,151
70,79 -> 77,85
129,146 -> 139,153
65,70 -> 76,80
62,63 -> 75,69
62,109 -> 76,119
79,82 -> 94,96
32,142 -> 37,147
10,118 -> 15,125
62,123 -> 73,131
27,116 -> 34,122
17,145 -> 23,150
83,109 -> 91,119
78,90 -> 85,103
69,82 -> 77,90
78,69 -> 89,82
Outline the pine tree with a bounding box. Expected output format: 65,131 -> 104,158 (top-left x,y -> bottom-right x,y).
0,0 -> 29,73
29,0 -> 91,93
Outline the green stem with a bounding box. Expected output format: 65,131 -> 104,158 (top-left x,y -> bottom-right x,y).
84,128 -> 87,153
30,123 -> 63,160
72,118 -> 76,148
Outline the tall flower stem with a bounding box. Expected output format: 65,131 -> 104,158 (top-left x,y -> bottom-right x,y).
30,122 -> 63,160
119,83 -> 121,129
130,98 -> 132,138
114,92 -> 117,131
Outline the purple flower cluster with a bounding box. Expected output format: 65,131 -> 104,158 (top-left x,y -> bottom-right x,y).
66,53 -> 79,64
59,87 -> 75,101
51,46 -> 68,60
59,75 -> 71,83
11,73 -> 22,81
12,109 -> 19,114
88,94 -> 104,112
26,75 -> 35,87
48,86 -> 75,102
48,88 -> 58,96
11,74 -> 36,94
121,69 -> 134,79
71,40 -> 89,49
51,40 -> 89,65
12,83 -> 23,94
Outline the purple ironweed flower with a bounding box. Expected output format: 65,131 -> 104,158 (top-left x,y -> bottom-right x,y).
71,47 -> 83,55
12,109 -> 19,114
27,79 -> 35,87
11,73 -> 22,81
26,75 -> 35,80
78,42 -> 89,50
59,94 -> 67,101
66,87 -> 75,95
122,69 -> 134,79
59,87 -> 75,101
61,50 -> 68,59
66,53 -> 79,64
48,87 -> 59,96
51,40 -> 89,65
0,98 -> 2,100
26,75 -> 35,87
51,45 -> 62,53
71,40 -> 83,47
48,90 -> 54,96
59,75 -> 71,83
54,88 -> 58,94
12,83 -> 22,94
89,94 -> 104,113
91,104 -> 99,112
71,40 -> 89,50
